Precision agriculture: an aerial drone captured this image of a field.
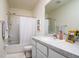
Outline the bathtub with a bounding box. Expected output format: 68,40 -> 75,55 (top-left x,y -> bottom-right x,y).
5,44 -> 24,54
5,44 -> 32,58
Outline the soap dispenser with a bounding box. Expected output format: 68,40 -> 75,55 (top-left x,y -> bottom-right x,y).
59,31 -> 64,40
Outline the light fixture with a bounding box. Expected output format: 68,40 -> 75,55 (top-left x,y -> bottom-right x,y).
56,1 -> 61,4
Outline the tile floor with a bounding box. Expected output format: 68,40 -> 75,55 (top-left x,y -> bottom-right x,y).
6,52 -> 26,58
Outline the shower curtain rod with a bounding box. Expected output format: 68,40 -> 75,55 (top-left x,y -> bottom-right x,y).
9,14 -> 36,18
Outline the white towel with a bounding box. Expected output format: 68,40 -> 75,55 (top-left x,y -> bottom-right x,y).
2,20 -> 8,41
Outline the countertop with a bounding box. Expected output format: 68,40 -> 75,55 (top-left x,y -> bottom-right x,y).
32,36 -> 79,58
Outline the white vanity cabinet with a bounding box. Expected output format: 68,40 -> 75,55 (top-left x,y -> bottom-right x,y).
32,38 -> 66,58
32,36 -> 79,58
32,39 -> 47,58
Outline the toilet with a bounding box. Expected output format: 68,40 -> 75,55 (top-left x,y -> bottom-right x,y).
24,46 -> 32,58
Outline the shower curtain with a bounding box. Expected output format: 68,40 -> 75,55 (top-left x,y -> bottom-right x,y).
8,15 -> 36,45
20,17 -> 36,46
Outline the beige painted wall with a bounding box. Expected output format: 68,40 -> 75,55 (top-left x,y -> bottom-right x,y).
0,0 -> 8,21
9,8 -> 33,17
33,0 -> 51,35
49,0 -> 79,33
0,0 -> 8,57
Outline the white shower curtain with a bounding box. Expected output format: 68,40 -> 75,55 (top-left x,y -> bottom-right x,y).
20,17 -> 36,46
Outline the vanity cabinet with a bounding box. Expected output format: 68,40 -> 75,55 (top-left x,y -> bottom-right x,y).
32,39 -> 66,58
32,39 -> 47,58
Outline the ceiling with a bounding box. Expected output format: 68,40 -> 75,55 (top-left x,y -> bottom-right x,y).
46,0 -> 72,14
7,0 -> 38,10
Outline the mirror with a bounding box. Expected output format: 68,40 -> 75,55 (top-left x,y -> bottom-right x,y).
45,0 -> 79,35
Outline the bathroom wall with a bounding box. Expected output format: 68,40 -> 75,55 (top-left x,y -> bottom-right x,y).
9,8 -> 33,17
0,0 -> 8,21
49,0 -> 79,33
0,0 -> 8,57
33,0 -> 51,35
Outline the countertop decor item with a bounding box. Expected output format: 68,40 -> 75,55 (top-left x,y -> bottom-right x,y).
59,31 -> 64,40
66,30 -> 76,43
75,30 -> 79,42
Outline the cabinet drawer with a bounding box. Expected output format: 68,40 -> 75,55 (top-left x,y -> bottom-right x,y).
48,49 -> 65,58
37,42 -> 47,56
32,39 -> 36,46
32,46 -> 37,58
37,50 -> 47,58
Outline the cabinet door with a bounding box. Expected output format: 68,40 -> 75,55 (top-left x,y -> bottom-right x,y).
37,50 -> 46,58
32,46 -> 37,58
48,49 -> 65,58
37,42 -> 47,56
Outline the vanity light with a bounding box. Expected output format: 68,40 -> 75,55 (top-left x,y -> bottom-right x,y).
56,1 -> 61,4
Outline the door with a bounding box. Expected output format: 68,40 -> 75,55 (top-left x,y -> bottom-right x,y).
0,21 -> 5,57
37,50 -> 46,58
20,17 -> 36,46
48,49 -> 65,58
8,15 -> 20,44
